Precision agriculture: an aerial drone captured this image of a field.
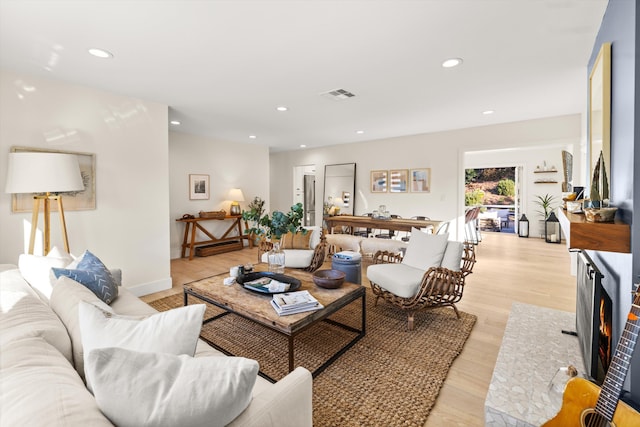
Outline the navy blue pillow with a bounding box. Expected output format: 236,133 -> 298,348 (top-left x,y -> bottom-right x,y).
52,251 -> 119,304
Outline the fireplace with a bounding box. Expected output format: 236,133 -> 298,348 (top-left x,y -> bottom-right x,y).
576,251 -> 613,384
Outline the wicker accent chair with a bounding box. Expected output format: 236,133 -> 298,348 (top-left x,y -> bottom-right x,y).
258,226 -> 327,272
367,234 -> 476,330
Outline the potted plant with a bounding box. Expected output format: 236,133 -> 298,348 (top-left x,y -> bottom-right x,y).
263,202 -> 305,240
241,196 -> 267,244
533,193 -> 557,238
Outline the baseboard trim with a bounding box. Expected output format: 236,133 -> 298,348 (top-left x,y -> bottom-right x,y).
126,276 -> 172,297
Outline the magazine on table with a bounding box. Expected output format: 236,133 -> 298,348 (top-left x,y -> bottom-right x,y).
243,277 -> 291,293
271,290 -> 323,316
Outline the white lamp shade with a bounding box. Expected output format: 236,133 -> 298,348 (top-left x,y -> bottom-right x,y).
5,152 -> 84,194
228,188 -> 245,202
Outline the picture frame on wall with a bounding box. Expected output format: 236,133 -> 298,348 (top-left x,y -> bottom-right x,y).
389,169 -> 409,193
11,146 -> 96,213
410,168 -> 431,193
189,174 -> 210,200
370,170 -> 388,193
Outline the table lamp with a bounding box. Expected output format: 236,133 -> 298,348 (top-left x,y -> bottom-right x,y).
228,188 -> 245,216
5,152 -> 84,255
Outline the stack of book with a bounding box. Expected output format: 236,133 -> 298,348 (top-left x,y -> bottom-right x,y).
271,290 -> 324,316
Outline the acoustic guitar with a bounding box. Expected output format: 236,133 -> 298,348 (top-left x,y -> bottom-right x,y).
543,288 -> 640,427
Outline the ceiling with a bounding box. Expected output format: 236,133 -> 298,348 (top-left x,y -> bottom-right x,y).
0,0 -> 608,152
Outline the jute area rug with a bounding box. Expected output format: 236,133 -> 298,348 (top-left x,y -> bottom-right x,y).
149,287 -> 476,427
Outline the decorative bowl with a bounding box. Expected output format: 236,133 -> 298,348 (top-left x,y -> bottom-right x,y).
583,207 -> 617,223
312,269 -> 346,289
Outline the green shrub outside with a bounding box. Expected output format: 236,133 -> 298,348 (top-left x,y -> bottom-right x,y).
465,189 -> 485,206
496,179 -> 515,197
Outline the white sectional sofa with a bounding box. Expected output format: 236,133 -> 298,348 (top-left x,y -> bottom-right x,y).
0,257 -> 312,427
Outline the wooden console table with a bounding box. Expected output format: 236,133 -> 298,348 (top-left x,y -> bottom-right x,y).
176,215 -> 251,260
324,215 -> 442,235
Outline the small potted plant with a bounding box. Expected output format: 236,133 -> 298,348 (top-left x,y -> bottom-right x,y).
533,193 -> 557,238
241,196 -> 267,244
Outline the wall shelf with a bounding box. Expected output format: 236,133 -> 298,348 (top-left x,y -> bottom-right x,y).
557,208 -> 630,253
534,181 -> 558,184
534,170 -> 558,173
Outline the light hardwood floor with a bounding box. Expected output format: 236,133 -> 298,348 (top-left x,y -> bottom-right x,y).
142,231 -> 576,426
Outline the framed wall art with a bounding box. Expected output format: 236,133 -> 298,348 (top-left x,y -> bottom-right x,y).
10,146 -> 96,213
370,170 -> 388,193
189,174 -> 210,200
410,168 -> 431,193
389,169 -> 409,193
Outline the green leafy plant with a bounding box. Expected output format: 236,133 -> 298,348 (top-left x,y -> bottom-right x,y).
245,202 -> 305,240
496,179 -> 515,197
465,189 -> 485,206
241,196 -> 267,237
533,193 -> 557,219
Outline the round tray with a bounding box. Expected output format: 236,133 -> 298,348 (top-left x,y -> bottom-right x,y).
236,271 -> 301,294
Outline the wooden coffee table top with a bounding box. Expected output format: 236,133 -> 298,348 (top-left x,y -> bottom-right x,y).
184,266 -> 365,335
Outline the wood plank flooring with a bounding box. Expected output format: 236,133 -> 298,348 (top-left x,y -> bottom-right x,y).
142,231 -> 576,426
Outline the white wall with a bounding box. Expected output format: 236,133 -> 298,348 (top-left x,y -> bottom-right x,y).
270,114 -> 582,240
0,70 -> 171,295
168,132 -> 269,259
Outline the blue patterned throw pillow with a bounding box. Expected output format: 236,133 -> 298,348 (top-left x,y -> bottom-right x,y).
52,251 -> 119,304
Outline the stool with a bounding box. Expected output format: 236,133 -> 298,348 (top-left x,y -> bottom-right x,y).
332,254 -> 362,285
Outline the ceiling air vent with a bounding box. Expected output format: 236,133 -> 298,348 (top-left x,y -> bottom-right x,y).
320,88 -> 356,101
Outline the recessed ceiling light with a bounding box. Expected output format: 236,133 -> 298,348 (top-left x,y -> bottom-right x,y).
442,58 -> 463,68
276,106 -> 288,112
88,48 -> 113,59
249,135 -> 257,139
299,144 -> 307,148
170,120 -> 181,125
482,110 -> 495,115
355,130 -> 365,134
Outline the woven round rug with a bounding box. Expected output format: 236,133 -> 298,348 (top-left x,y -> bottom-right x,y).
149,287 -> 476,427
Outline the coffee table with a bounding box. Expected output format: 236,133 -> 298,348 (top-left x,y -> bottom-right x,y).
183,266 -> 366,382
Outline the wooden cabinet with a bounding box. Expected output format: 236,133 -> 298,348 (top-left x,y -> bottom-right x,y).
557,208 -> 630,253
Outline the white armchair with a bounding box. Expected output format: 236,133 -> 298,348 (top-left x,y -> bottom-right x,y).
366,229 -> 476,330
258,226 -> 326,272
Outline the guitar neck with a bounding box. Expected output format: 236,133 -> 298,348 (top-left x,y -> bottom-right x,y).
595,300 -> 640,420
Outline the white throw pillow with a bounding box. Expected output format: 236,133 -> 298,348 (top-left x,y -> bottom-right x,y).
50,276 -> 114,380
440,241 -> 464,271
78,301 -> 205,391
401,229 -> 449,271
18,246 -> 73,300
87,347 -> 258,427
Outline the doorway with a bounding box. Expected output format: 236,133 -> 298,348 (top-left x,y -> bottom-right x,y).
465,166 -> 519,234
293,165 -> 316,226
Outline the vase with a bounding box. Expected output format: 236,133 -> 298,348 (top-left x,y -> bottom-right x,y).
583,207 -> 618,223
268,242 -> 285,274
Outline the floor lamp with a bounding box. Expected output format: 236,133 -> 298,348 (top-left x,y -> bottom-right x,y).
5,152 -> 84,255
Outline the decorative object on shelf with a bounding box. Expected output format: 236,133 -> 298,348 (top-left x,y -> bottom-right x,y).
267,242 -> 285,274
227,188 -> 245,216
410,168 -> 431,193
389,169 -> 409,193
10,146 -> 95,212
584,150 -> 617,223
189,174 -> 209,200
518,214 -> 529,238
198,210 -> 226,219
545,212 -> 561,244
312,269 -> 346,289
561,151 -> 573,192
535,161 -> 558,173
5,151 -> 84,255
370,170 -> 388,193
373,205 -> 390,219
